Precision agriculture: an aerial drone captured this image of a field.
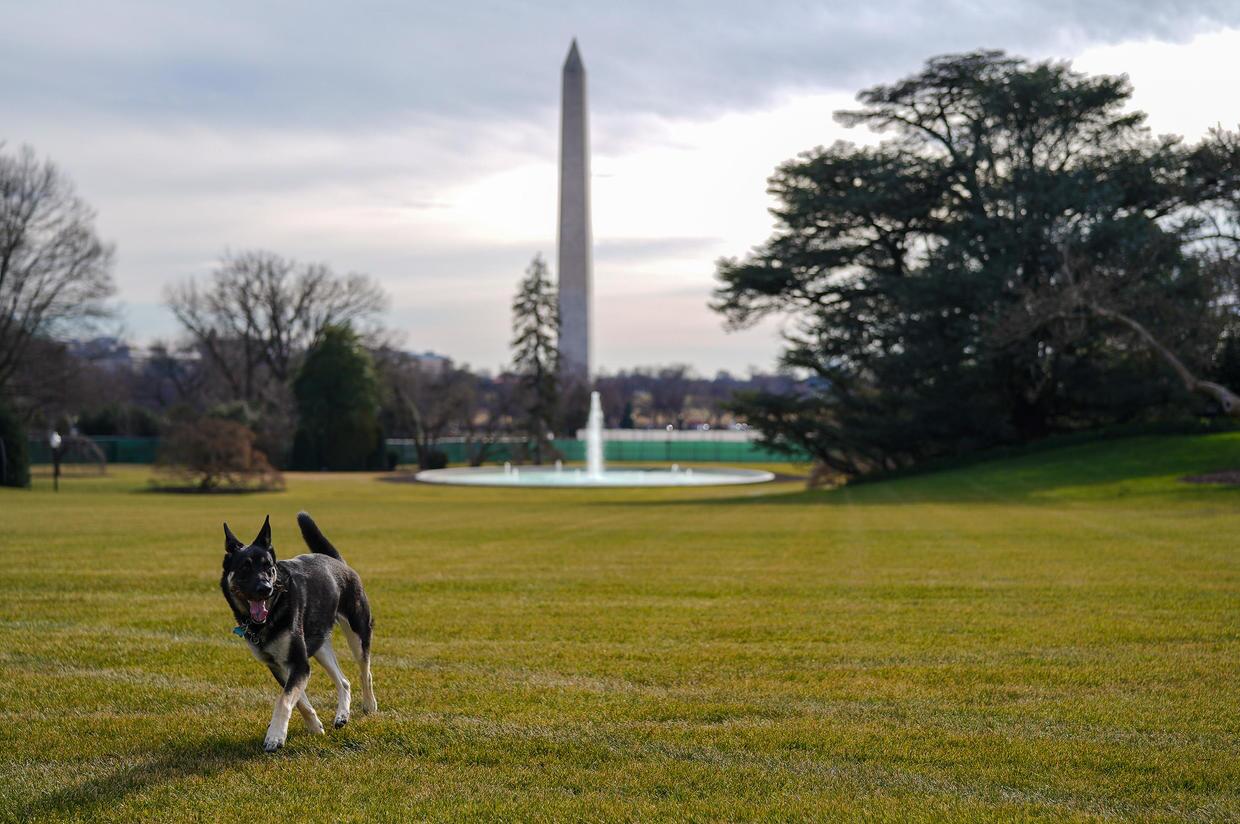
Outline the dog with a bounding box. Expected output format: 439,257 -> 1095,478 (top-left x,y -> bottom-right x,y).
220,512 -> 376,752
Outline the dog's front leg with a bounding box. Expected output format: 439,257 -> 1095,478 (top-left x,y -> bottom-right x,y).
264,637 -> 310,752
265,662 -> 325,736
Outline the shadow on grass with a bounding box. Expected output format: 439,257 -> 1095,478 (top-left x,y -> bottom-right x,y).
135,484 -> 281,495
26,733 -> 264,820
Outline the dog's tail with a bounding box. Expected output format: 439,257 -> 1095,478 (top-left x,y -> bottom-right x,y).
297,511 -> 344,561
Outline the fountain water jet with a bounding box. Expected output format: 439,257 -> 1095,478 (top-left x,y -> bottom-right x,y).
586,391 -> 605,477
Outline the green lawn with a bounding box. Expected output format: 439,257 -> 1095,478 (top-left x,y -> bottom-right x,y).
2,435 -> 1239,822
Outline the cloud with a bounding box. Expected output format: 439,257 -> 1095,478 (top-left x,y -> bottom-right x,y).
3,1 -> 1238,127
3,3 -> 1240,373
1072,26 -> 1240,139
595,237 -> 720,264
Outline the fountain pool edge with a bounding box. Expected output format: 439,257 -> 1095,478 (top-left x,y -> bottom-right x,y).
413,466 -> 776,488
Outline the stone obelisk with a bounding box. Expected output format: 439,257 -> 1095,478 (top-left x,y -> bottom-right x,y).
557,39 -> 591,381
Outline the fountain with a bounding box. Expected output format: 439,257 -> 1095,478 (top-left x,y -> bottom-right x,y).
586,391 -> 605,478
415,391 -> 775,488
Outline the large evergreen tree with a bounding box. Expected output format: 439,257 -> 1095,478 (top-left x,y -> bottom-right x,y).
714,51 -> 1240,476
511,254 -> 559,463
291,324 -> 384,470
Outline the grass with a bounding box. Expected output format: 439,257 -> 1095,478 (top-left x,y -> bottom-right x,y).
2,434 -> 1239,822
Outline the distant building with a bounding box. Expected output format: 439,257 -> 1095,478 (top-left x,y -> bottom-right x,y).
66,337 -> 204,373
406,350 -> 451,375
67,337 -> 140,371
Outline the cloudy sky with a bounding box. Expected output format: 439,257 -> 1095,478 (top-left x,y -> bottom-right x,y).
4,1 -> 1240,374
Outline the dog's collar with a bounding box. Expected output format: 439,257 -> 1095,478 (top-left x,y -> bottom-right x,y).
232,622 -> 265,643
230,568 -> 285,643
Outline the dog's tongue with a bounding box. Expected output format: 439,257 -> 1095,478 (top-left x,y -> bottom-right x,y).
249,599 -> 269,622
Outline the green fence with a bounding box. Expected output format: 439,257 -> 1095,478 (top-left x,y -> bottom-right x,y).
602,439 -> 798,463
29,435 -> 803,466
28,436 -> 159,464
387,437 -> 802,466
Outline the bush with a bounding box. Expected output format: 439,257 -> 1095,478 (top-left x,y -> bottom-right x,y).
204,399 -> 294,470
0,402 -> 30,488
154,418 -> 284,492
421,448 -> 448,470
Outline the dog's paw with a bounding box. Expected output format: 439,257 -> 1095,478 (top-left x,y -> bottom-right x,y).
334,714 -> 349,729
305,715 -> 325,735
362,695 -> 377,715
263,725 -> 287,752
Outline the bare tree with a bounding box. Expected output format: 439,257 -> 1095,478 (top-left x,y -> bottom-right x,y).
5,337 -> 95,425
463,374 -> 518,465
133,341 -> 210,410
0,145 -> 115,391
165,250 -> 387,402
649,365 -> 692,426
376,349 -> 480,468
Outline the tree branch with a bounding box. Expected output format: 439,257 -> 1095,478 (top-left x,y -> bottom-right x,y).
1089,303 -> 1239,416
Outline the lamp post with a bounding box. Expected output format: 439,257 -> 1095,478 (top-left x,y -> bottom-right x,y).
49,430 -> 62,492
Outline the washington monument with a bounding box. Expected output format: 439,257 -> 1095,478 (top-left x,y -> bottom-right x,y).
557,39 -> 591,380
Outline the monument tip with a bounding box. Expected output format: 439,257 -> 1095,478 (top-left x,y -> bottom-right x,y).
564,39 -> 583,71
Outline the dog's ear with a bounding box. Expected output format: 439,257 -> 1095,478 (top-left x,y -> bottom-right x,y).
253,515 -> 272,549
223,523 -> 244,554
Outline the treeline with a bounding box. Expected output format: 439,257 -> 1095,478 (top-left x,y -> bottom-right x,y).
0,142 -> 794,489
4,330 -> 789,452
3,323 -> 789,481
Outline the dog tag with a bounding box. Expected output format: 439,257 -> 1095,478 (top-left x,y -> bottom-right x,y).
233,626 -> 246,638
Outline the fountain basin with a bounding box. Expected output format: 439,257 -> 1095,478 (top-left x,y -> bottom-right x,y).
414,466 -> 775,488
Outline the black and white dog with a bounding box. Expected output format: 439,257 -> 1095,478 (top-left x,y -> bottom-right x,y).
221,512 -> 376,752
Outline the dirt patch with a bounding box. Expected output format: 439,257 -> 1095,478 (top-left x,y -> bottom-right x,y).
1182,470 -> 1240,486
